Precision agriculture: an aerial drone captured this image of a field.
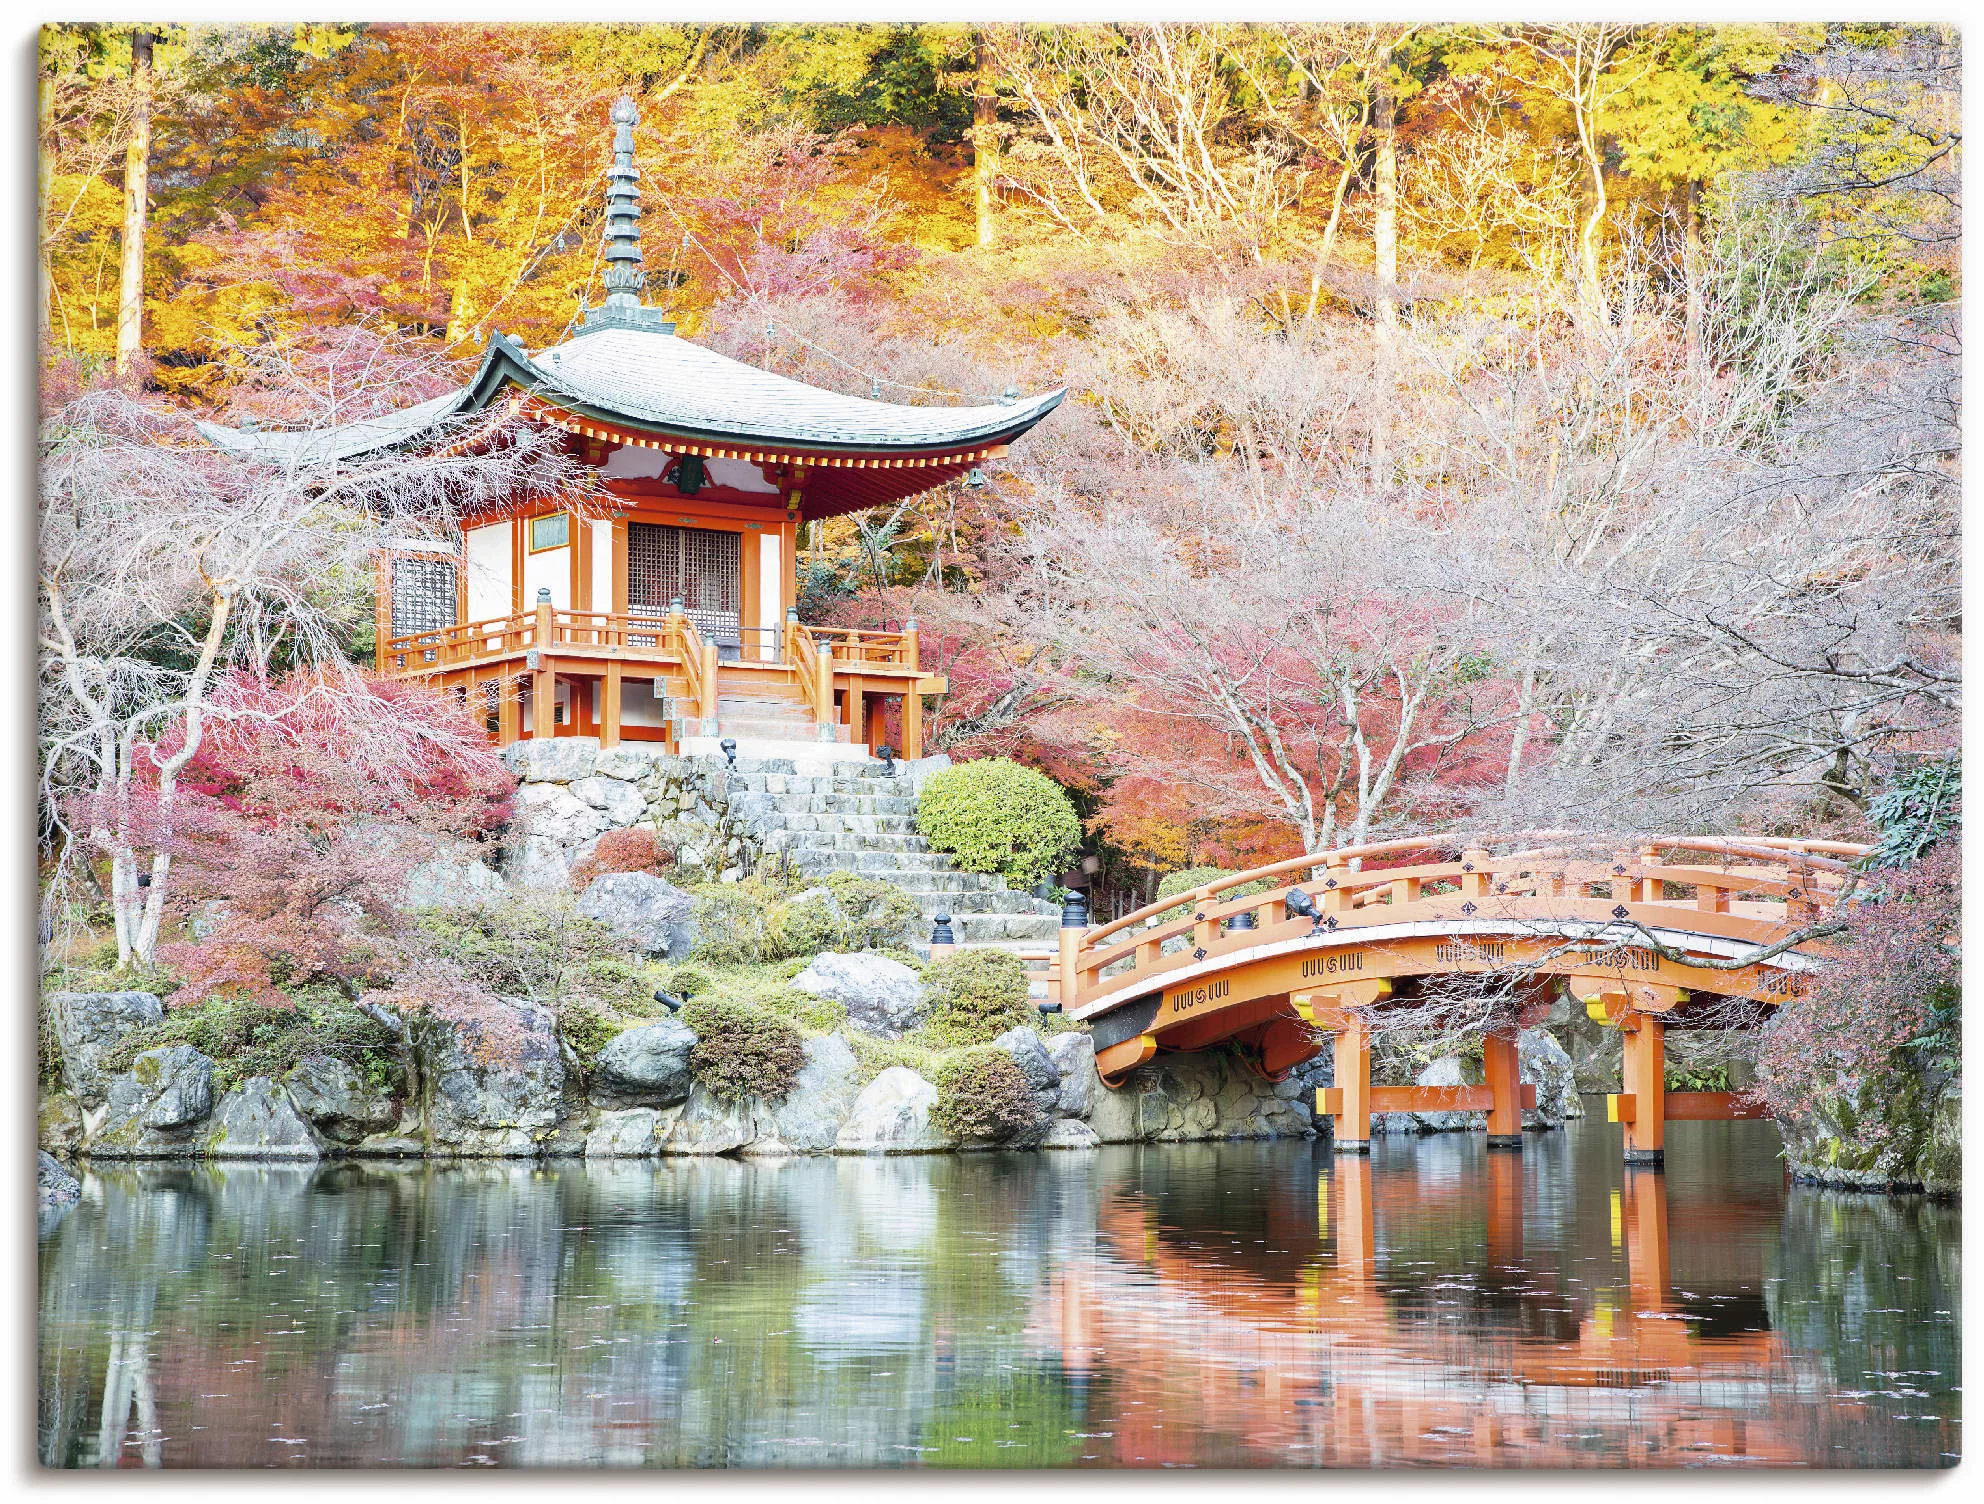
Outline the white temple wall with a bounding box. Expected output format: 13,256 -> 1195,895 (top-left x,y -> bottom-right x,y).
465,522 -> 512,621
523,539 -> 569,609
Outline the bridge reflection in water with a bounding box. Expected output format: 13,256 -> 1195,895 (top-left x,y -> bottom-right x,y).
1034,1133 -> 1941,1468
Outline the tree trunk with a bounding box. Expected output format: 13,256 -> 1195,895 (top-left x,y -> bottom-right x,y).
973,34 -> 999,249
1681,182 -> 1704,370
114,28 -> 154,382
1370,75 -> 1398,489
1373,78 -> 1398,340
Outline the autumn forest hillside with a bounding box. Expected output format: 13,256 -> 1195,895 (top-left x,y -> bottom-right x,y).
39,21 -> 1959,910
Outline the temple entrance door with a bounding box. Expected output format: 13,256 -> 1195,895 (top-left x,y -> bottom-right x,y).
627,523 -> 742,659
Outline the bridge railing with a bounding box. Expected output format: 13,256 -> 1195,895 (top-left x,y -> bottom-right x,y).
1063,832 -> 1867,1015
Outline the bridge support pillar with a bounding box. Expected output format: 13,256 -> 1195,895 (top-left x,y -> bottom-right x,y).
1620,1014 -> 1666,1165
1483,1029 -> 1524,1150
1331,1017 -> 1372,1153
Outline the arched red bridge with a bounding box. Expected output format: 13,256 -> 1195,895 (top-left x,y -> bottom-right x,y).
1051,832 -> 1866,1164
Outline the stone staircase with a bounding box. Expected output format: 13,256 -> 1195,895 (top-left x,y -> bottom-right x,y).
733,762 -> 1064,950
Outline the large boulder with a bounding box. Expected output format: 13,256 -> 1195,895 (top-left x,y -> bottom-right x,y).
662,1085 -> 770,1156
501,835 -> 574,891
577,872 -> 697,959
792,954 -> 926,1039
593,1019 -> 697,1104
399,846 -> 508,911
514,782 -> 614,846
836,1067 -> 953,1153
203,1077 -> 322,1159
594,745 -> 668,783
1779,1056 -> 1960,1196
1040,1118 -> 1100,1150
585,1105 -> 679,1157
569,776 -> 648,826
1045,1032 -> 1097,1118
994,1026 -> 1062,1114
1409,1055 -> 1481,1132
89,1045 -> 215,1156
284,1055 -> 399,1141
1519,1028 -> 1581,1128
419,1001 -> 565,1156
502,737 -> 599,783
39,1093 -> 86,1156
48,990 -> 163,1107
761,1033 -> 862,1154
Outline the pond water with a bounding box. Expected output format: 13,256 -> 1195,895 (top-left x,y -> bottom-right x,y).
39,1117 -> 1958,1469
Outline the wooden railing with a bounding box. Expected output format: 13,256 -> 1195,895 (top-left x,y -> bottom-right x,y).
788,621 -> 834,726
1061,831 -> 1868,1015
383,610 -> 921,679
796,622 -> 919,671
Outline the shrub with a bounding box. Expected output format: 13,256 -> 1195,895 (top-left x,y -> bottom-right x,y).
931,1047 -> 1045,1143
560,1003 -> 618,1071
664,965 -> 714,999
792,993 -> 848,1033
846,1030 -> 937,1085
764,871 -> 922,958
915,758 -> 1081,889
98,991 -> 404,1095
569,826 -> 677,891
684,866 -> 810,965
410,894 -> 646,1012
681,995 -> 807,1102
923,948 -> 1034,1046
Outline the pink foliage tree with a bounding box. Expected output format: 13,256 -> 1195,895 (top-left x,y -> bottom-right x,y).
1754,842 -> 1959,1133
96,671 -> 515,1007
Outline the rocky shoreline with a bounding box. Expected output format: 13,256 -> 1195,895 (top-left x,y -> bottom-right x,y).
39,985 -> 1584,1167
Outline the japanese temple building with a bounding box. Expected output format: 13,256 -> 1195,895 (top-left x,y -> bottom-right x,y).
201,98 -> 1062,760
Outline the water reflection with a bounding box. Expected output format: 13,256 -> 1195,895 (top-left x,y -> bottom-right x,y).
39,1122 -> 1958,1468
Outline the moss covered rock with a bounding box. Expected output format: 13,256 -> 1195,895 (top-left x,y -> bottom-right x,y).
1779,1055 -> 1960,1196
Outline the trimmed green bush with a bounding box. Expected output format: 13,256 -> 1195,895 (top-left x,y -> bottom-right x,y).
931,1047 -> 1045,1142
915,758 -> 1081,889
923,948 -> 1033,1046
680,995 -> 807,1102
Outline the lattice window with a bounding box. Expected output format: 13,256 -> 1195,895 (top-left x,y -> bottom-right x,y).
390,556 -> 459,637
627,523 -> 741,647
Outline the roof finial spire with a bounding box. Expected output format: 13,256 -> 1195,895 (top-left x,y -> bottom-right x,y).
581,96 -> 674,336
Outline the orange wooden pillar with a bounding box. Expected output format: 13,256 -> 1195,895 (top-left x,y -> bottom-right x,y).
900,619 -> 923,759
530,590 -> 555,740
601,661 -> 623,747
1483,1029 -> 1523,1150
497,671 -> 521,745
1620,1014 -> 1666,1164
1332,1015 -> 1372,1153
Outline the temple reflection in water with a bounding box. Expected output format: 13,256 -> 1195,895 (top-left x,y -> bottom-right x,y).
40,1125 -> 1959,1469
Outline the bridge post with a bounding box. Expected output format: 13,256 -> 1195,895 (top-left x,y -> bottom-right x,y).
1483,1029 -> 1524,1150
1620,1014 -> 1666,1165
1331,1016 -> 1372,1153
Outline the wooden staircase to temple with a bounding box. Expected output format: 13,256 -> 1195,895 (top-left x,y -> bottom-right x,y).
711,667 -> 850,744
